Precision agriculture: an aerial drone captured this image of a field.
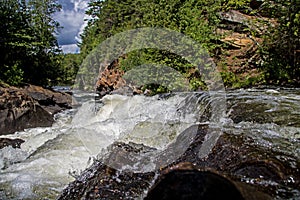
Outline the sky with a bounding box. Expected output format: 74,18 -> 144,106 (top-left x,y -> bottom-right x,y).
54,0 -> 90,54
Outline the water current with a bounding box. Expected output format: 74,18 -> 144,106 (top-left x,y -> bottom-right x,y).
0,87 -> 299,199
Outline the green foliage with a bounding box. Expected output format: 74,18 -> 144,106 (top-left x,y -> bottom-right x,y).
2,63 -> 24,86
79,0 -> 300,90
220,0 -> 250,11
0,0 -> 62,86
80,0 -> 228,91
57,53 -> 81,85
260,0 -> 300,85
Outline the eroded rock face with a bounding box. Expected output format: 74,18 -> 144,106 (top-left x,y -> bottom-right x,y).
96,63 -> 127,97
0,84 -> 72,135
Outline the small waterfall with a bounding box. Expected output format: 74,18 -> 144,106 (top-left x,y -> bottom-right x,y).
0,92 -> 211,199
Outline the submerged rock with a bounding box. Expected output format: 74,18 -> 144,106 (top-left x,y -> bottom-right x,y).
0,138 -> 24,149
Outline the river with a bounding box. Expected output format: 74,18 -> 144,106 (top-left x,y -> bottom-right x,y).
0,87 -> 299,199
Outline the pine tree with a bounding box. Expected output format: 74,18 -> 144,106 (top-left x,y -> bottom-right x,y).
0,0 -> 62,86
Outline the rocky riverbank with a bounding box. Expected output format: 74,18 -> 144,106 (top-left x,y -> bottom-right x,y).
0,83 -> 73,135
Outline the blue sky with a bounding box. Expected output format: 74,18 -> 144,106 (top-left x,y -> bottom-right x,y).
54,0 -> 90,53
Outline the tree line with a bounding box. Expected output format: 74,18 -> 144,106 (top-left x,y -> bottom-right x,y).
0,0 -> 62,86
0,0 -> 299,88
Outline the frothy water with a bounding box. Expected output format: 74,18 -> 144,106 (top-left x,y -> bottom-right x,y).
0,88 -> 299,199
225,88 -> 300,159
0,93 -> 207,199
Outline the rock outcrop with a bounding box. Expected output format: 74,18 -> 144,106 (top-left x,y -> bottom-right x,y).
96,59 -> 127,97
215,9 -> 273,86
0,83 -> 73,135
22,84 -> 73,114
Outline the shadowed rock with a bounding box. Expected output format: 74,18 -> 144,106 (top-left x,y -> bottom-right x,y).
58,124 -> 298,199
145,169 -> 244,200
0,84 -> 73,135
0,138 -> 24,149
22,84 -> 73,114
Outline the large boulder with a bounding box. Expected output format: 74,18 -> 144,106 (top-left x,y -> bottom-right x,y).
0,83 -> 72,135
22,84 -> 72,114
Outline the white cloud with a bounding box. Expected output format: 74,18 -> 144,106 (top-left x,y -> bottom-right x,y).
55,10 -> 85,44
71,0 -> 89,12
61,44 -> 80,54
54,0 -> 89,53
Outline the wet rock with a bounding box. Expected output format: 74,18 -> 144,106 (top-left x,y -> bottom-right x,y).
22,84 -> 73,114
0,138 -> 24,149
145,168 -> 244,200
227,93 -> 300,126
59,125 -> 299,199
148,162 -> 272,200
58,160 -> 155,200
0,84 -> 73,135
102,141 -> 157,172
176,125 -> 300,199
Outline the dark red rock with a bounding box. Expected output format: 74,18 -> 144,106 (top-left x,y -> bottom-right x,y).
96,66 -> 126,97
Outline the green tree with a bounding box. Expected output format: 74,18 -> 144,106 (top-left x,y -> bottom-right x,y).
25,0 -> 62,86
0,0 -> 62,86
80,0 -> 299,89
260,0 -> 300,85
0,0 -> 31,84
80,0 -> 227,91
58,53 -> 81,85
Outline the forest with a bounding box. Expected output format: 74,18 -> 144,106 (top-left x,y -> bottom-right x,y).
0,0 -> 299,89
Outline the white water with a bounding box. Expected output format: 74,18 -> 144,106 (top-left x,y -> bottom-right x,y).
1,88 -> 300,199
0,93 -> 204,199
